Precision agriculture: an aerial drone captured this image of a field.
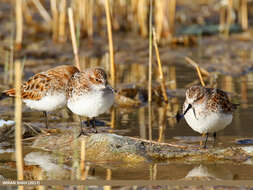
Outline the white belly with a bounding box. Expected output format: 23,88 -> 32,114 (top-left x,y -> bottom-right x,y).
184,108 -> 233,134
67,90 -> 114,118
23,93 -> 66,112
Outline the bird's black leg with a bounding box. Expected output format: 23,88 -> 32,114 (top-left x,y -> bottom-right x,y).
77,116 -> 86,137
43,111 -> 48,129
87,118 -> 90,127
203,133 -> 209,149
213,132 -> 217,147
91,117 -> 97,133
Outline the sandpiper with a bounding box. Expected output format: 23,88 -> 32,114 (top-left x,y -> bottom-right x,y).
179,85 -> 238,148
66,67 -> 114,136
3,65 -> 79,128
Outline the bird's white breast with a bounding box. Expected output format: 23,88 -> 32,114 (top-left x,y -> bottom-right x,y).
67,89 -> 114,118
184,103 -> 233,134
23,93 -> 66,112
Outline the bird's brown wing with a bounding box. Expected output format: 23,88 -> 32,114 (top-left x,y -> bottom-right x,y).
207,88 -> 236,113
4,65 -> 79,101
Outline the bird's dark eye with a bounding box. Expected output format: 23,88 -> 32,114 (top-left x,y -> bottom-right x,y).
96,78 -> 99,82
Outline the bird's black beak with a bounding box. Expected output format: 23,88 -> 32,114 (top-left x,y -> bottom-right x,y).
183,104 -> 192,116
176,104 -> 192,123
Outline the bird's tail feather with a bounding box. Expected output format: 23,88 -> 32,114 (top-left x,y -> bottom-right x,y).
0,89 -> 15,100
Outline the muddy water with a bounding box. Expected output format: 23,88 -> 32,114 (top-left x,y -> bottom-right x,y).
0,43 -> 253,181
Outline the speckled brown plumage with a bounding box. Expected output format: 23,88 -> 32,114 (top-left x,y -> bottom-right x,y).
67,68 -> 107,99
185,86 -> 237,114
4,65 -> 79,100
206,88 -> 237,113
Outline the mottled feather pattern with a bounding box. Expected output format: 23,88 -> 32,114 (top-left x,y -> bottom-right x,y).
4,65 -> 79,101
67,72 -> 90,100
67,67 -> 109,100
185,86 -> 237,114
206,88 -> 236,113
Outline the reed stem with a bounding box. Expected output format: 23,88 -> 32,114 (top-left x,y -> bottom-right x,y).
169,0 -> 176,36
225,0 -> 233,36
50,0 -> 58,41
58,0 -> 66,42
68,7 -> 81,71
148,0 -> 153,103
241,0 -> 248,30
15,60 -> 24,190
104,169 -> 112,190
105,0 -> 116,88
185,57 -> 206,87
153,28 -> 168,103
80,139 -> 86,180
15,0 -> 23,50
32,0 -> 52,23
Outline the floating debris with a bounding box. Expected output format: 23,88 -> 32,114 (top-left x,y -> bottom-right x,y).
0,120 -> 15,127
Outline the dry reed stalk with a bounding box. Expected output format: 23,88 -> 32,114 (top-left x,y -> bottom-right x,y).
58,0 -> 66,42
4,52 -> 9,84
32,0 -> 52,23
15,60 -> 24,190
105,0 -> 116,88
240,76 -> 248,109
80,0 -> 93,38
87,0 -> 94,38
241,0 -> 248,30
219,5 -> 226,32
130,0 -> 138,32
222,75 -> 233,93
139,107 -> 146,139
154,1 -> 163,41
185,57 -> 206,87
15,0 -> 23,50
137,0 -> 148,37
50,0 -> 58,41
68,7 -> 81,71
152,28 -> 168,103
104,169 -> 112,190
80,139 -> 86,180
157,106 -> 167,143
22,0 -> 33,25
169,0 -> 176,36
148,0 -> 153,143
153,163 -> 157,180
148,102 -> 152,141
9,37 -> 14,85
110,107 -> 116,129
225,0 -> 233,36
148,0 -> 153,103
